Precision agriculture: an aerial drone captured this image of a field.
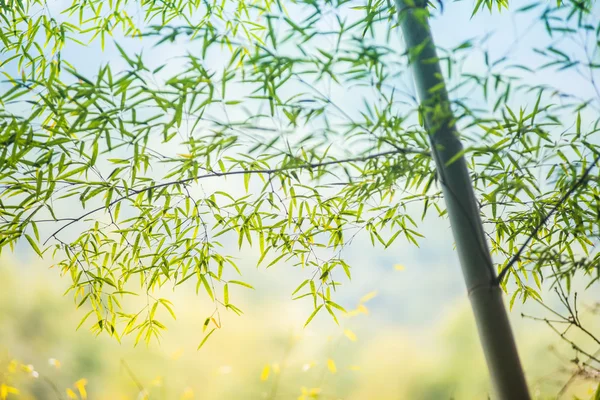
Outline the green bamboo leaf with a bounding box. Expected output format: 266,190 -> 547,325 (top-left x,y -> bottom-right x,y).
159,298 -> 177,320
57,165 -> 88,180
325,305 -> 339,325
292,279 -> 310,296
76,310 -> 94,331
25,234 -> 42,257
228,280 -> 254,290
304,305 -> 323,328
197,328 -> 216,350
592,381 -> 600,400
325,300 -> 346,313
244,173 -> 250,192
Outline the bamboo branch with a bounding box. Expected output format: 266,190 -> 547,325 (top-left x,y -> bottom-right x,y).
496,153 -> 600,284
43,147 -> 429,245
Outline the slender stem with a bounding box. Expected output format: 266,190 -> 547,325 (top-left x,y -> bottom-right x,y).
120,359 -> 146,392
394,1 -> 530,398
42,377 -> 65,400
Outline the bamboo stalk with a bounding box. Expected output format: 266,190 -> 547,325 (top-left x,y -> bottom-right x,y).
394,1 -> 530,398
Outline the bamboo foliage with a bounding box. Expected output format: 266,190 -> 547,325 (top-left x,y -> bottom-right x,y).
0,0 -> 598,353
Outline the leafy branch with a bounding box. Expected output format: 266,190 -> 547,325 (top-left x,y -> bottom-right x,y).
43,147 -> 429,245
496,152 -> 600,285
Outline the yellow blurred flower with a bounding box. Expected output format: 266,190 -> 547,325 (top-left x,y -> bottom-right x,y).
21,364 -> 39,378
151,376 -> 163,387
137,389 -> 149,400
259,365 -> 270,381
1,384 -> 20,400
327,359 -> 337,374
181,387 -> 194,399
302,362 -> 316,372
7,361 -> 17,373
343,329 -> 357,342
66,388 -> 78,399
49,358 -> 61,368
74,378 -> 88,399
298,387 -> 321,400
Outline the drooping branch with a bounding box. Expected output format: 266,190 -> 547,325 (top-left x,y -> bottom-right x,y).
43,147 -> 430,245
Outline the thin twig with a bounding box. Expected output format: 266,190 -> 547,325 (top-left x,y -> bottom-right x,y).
42,377 -> 65,400
544,320 -> 600,364
120,359 -> 146,392
496,153 -> 600,284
